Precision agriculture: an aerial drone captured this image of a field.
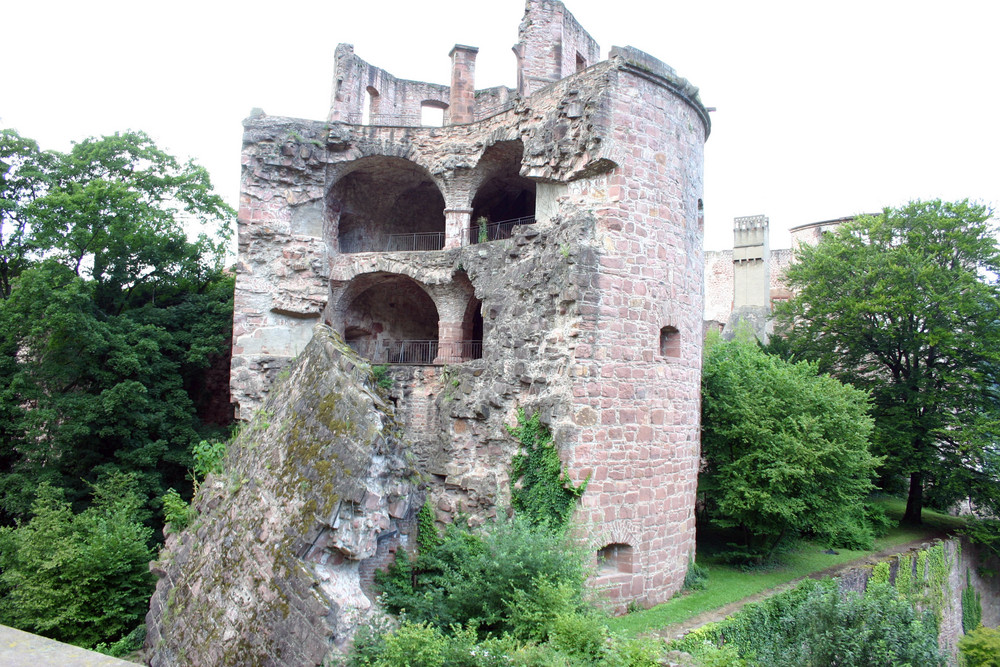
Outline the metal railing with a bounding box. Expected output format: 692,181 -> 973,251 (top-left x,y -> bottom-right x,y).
339,232 -> 445,254
371,339 -> 483,365
386,232 -> 445,252
465,216 -> 536,245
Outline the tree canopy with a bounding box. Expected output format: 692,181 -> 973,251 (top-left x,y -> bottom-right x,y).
0,129 -> 235,523
776,200 -> 1000,524
700,334 -> 878,558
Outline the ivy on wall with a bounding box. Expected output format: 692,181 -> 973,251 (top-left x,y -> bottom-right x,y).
507,409 -> 587,531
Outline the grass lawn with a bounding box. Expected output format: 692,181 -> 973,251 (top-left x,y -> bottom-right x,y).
607,498 -> 966,636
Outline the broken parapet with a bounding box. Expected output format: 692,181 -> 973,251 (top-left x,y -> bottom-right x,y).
146,326 -> 418,665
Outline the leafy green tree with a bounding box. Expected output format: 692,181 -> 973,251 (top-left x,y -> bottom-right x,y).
0,130 -> 53,298
700,334 -> 878,558
0,472 -> 155,649
959,625 -> 1000,667
776,200 -> 1000,523
0,130 -> 234,522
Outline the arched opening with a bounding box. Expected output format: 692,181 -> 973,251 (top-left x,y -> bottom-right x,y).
469,140 -> 536,244
660,326 -> 680,359
597,543 -> 635,574
420,101 -> 447,127
341,273 -> 440,364
459,296 -> 484,361
331,157 -> 446,254
362,86 -> 380,125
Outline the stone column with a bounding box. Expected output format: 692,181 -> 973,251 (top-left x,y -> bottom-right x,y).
444,207 -> 472,249
446,45 -> 479,125
434,320 -> 464,364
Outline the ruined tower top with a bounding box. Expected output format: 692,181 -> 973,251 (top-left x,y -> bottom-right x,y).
513,0 -> 601,96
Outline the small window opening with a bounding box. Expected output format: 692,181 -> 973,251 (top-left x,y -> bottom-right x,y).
362,86 -> 379,125
660,326 -> 680,359
597,543 -> 634,574
576,52 -> 586,72
697,199 -> 704,230
420,102 -> 446,127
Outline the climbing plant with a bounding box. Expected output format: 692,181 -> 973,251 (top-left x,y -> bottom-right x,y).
962,569 -> 983,633
507,408 -> 586,530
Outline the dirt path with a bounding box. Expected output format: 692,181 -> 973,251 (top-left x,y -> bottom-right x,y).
651,531 -> 952,641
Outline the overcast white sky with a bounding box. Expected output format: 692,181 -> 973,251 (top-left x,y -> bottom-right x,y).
5,0 -> 998,250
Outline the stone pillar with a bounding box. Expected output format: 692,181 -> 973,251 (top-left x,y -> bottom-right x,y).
434,320 -> 464,364
446,45 -> 479,125
444,207 -> 472,249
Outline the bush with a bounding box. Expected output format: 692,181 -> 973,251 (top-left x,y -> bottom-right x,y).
959,625 -> 1000,667
0,473 -> 155,649
161,487 -> 193,533
377,515 -> 588,637
681,579 -> 945,667
701,334 -> 879,561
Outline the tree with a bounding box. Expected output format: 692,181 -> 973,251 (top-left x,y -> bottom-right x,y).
0,130 -> 52,298
0,130 -> 234,522
700,334 -> 878,558
0,472 -> 155,649
776,200 -> 1000,524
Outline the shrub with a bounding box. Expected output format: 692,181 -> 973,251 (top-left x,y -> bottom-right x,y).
701,334 -> 879,561
959,625 -> 1000,667
0,474 -> 155,649
377,515 -> 588,637
161,488 -> 193,533
692,579 -> 944,667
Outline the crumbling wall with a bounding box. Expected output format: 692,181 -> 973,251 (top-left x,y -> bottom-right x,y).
230,0 -> 711,612
514,0 -> 602,96
231,116 -> 331,419
329,44 -> 450,126
146,327 -> 418,665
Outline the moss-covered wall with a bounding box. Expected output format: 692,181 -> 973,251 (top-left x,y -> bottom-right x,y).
145,326 -> 418,666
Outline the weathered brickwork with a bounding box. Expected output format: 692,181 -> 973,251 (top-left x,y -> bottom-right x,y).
229,0 -> 709,621
147,327 -> 419,665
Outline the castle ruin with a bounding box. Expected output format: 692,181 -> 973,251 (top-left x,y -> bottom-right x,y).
147,1 -> 711,660
231,0 -> 708,610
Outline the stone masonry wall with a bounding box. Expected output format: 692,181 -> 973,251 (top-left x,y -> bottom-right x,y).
230,0 -> 710,613
147,327 -> 418,665
836,537 -> 1000,664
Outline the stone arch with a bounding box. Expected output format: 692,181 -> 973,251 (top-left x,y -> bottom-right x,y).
328,156 -> 446,253
597,543 -> 636,574
334,272 -> 440,364
468,139 -> 536,243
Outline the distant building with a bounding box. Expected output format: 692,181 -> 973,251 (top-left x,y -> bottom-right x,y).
705,215 -> 860,340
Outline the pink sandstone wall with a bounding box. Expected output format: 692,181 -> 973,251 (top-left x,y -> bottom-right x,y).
231,0 -> 710,611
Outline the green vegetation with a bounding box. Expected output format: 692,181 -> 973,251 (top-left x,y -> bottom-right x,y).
777,199 -> 1000,524
963,569 -> 983,633
0,473 -> 154,649
0,129 -> 233,649
672,580 -> 944,667
609,498 -> 965,636
507,408 -> 587,530
366,515 -> 660,665
959,625 -> 1000,667
370,364 -> 393,391
701,334 -> 879,560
